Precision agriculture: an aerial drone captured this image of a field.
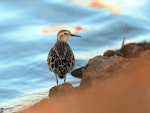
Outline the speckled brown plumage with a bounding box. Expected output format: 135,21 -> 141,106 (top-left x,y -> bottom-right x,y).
47,29 -> 80,86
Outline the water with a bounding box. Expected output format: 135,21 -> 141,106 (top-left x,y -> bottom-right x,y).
0,0 -> 150,112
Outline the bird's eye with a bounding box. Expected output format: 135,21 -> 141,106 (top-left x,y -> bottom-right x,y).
64,32 -> 67,35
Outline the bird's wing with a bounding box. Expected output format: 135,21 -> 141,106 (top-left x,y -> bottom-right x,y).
47,48 -> 59,71
62,45 -> 75,72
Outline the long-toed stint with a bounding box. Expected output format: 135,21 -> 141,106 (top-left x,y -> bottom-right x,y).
47,29 -> 81,86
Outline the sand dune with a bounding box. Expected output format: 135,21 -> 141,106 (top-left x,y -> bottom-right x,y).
20,49 -> 150,113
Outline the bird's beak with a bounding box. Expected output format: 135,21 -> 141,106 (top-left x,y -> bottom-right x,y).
71,34 -> 81,37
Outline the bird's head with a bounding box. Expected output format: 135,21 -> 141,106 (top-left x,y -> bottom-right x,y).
57,29 -> 81,42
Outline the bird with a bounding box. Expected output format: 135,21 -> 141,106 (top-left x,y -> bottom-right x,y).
47,29 -> 81,86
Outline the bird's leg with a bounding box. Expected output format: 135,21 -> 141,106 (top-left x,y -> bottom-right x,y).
55,74 -> 58,86
64,75 -> 66,83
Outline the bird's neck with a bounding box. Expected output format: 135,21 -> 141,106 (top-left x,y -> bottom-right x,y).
57,38 -> 68,43
57,40 -> 68,43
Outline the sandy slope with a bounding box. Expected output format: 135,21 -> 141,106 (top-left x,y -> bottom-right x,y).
20,50 -> 150,113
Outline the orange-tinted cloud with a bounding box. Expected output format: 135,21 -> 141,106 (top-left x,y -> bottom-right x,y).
64,0 -> 121,14
42,25 -> 90,34
89,0 -> 121,14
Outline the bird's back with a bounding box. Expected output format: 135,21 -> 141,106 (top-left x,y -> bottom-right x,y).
47,41 -> 75,78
